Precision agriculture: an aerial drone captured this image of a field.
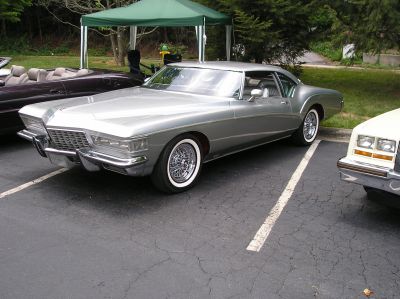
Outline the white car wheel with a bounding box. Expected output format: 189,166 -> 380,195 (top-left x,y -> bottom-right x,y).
292,108 -> 320,146
151,134 -> 203,193
303,109 -> 319,143
167,139 -> 201,188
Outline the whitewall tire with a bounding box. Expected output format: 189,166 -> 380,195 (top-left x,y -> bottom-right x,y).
292,108 -> 320,146
151,134 -> 203,193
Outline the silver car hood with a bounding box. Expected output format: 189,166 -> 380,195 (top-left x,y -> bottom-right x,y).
20,87 -> 231,137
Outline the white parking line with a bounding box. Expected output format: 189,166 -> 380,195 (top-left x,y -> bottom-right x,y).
246,140 -> 321,252
0,168 -> 68,199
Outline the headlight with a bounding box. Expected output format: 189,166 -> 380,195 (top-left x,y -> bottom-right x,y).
377,138 -> 396,153
20,116 -> 46,134
357,135 -> 375,149
91,135 -> 148,153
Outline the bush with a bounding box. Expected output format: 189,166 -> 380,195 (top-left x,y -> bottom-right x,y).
310,41 -> 342,61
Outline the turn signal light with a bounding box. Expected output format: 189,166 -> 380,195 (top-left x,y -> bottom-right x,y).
372,153 -> 393,161
354,149 -> 372,157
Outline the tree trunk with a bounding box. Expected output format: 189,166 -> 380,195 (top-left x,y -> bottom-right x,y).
1,20 -> 6,38
163,28 -> 169,42
117,27 -> 126,67
110,31 -> 118,64
36,7 -> 42,42
26,10 -> 32,39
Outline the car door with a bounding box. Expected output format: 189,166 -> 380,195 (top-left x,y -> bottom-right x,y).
0,80 -> 66,132
230,71 -> 298,147
61,74 -> 104,98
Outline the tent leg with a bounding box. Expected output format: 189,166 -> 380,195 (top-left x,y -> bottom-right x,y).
80,25 -> 84,69
197,25 -> 203,62
226,25 -> 232,61
80,25 -> 88,69
201,17 -> 206,62
129,26 -> 137,50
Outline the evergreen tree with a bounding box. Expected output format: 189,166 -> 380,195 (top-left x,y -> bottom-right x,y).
0,0 -> 31,22
199,0 -> 318,71
0,0 -> 31,36
353,0 -> 400,54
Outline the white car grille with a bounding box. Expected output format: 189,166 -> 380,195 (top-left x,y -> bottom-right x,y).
47,129 -> 89,152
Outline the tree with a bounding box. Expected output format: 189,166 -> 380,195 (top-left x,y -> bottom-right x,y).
38,0 -> 156,66
352,0 -> 400,54
198,0 -> 319,74
310,0 -> 400,55
0,0 -> 32,36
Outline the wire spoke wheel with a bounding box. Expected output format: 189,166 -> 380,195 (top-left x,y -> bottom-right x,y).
291,108 -> 320,146
168,143 -> 197,184
152,135 -> 203,193
303,110 -> 318,142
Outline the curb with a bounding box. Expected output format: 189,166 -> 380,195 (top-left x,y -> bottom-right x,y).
319,127 -> 352,143
303,64 -> 400,73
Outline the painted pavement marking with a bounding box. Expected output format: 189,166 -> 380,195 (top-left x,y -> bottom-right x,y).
247,140 -> 321,252
0,168 -> 68,199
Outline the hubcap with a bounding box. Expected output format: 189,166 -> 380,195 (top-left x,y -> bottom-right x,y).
168,143 -> 197,183
303,111 -> 318,141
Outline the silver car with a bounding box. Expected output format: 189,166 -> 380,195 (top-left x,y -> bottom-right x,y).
18,61 -> 343,193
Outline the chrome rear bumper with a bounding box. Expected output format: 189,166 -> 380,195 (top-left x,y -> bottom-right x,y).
18,130 -> 147,176
338,157 -> 400,196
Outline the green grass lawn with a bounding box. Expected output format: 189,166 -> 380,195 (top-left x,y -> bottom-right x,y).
300,68 -> 400,128
7,55 -> 400,129
9,55 -> 160,73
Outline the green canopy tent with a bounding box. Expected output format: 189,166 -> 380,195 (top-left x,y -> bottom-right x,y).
80,0 -> 232,68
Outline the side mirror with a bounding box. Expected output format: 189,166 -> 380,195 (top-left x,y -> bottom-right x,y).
248,88 -> 263,102
0,80 -> 5,87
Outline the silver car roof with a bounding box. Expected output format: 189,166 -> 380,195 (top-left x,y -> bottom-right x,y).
169,61 -> 300,83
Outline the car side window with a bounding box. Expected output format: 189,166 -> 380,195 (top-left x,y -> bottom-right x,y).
276,73 -> 297,98
242,71 -> 281,100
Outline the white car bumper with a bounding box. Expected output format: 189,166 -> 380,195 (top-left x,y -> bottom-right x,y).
338,157 -> 400,196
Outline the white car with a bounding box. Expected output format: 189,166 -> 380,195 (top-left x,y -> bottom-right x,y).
338,108 -> 400,196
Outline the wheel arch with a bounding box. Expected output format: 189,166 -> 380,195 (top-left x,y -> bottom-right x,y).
150,131 -> 209,193
300,96 -> 325,121
309,103 -> 325,121
154,131 -> 210,166
185,131 -> 210,157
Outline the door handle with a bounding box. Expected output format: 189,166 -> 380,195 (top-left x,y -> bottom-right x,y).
281,100 -> 289,105
50,89 -> 64,94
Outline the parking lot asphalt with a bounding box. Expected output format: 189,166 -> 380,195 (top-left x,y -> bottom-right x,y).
0,135 -> 399,299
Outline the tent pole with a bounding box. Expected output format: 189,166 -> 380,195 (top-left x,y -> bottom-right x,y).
84,26 -> 88,68
80,24 -> 84,69
197,25 -> 202,62
202,17 -> 206,62
129,26 -> 137,50
225,25 -> 232,61
80,24 -> 88,69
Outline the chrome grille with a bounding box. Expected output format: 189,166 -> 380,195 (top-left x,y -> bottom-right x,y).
395,146 -> 400,172
47,129 -> 89,152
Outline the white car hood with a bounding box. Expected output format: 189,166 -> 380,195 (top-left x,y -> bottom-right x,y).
354,108 -> 400,140
347,108 -> 400,169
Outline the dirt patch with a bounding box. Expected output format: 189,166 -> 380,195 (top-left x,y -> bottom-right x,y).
339,112 -> 370,120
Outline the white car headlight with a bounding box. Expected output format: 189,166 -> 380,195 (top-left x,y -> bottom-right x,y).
357,135 -> 375,149
377,138 -> 396,153
91,135 -> 148,153
20,116 -> 46,134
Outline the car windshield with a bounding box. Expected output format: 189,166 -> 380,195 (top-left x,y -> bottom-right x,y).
143,66 -> 242,98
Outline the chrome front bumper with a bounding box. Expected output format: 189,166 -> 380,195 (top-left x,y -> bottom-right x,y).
18,130 -> 148,176
337,157 -> 400,196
